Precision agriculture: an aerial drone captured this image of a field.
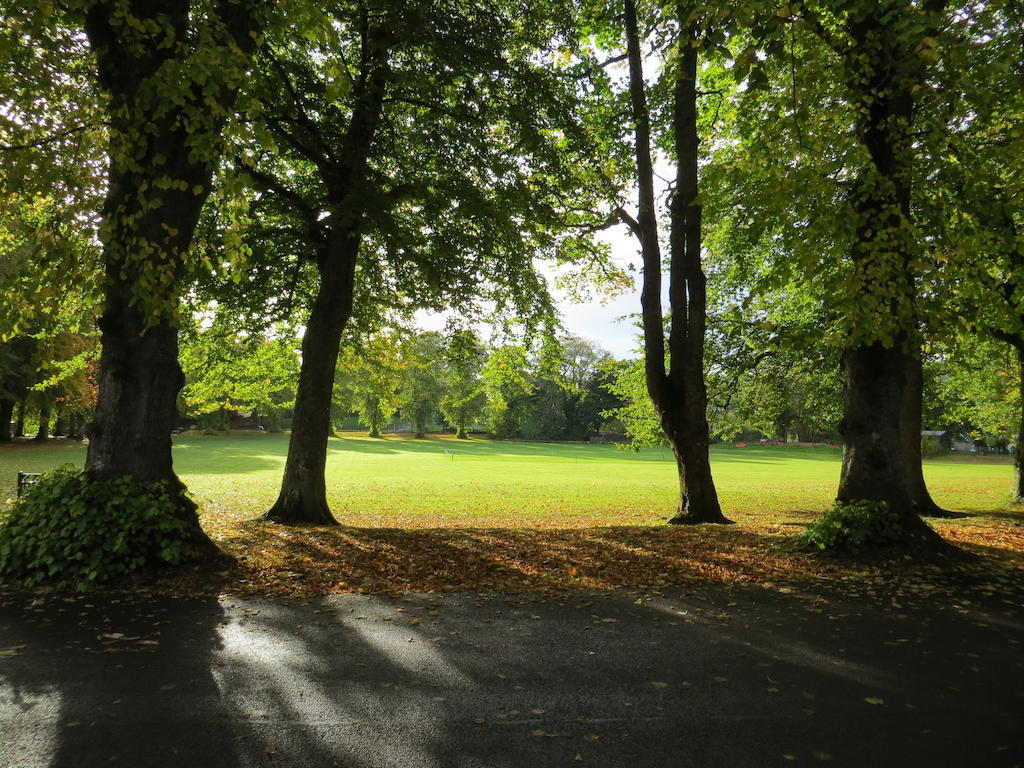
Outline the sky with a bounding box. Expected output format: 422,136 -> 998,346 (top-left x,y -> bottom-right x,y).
415,227 -> 644,360
547,226 -> 642,359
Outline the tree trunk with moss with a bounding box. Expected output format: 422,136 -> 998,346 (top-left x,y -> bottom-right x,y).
82,0 -> 261,558
820,6 -> 949,549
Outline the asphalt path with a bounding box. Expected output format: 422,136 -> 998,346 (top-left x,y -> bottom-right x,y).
1,584 -> 1022,768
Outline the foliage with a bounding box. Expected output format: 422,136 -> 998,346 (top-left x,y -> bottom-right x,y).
923,338 -> 1019,445
334,332 -> 405,437
921,436 -> 946,459
398,332 -> 446,438
801,500 -> 908,553
438,327 -> 488,439
0,466 -> 191,588
481,344 -> 534,438
179,314 -> 299,429
603,357 -> 665,449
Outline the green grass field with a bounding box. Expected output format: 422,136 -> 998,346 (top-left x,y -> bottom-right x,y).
0,432 -> 1016,528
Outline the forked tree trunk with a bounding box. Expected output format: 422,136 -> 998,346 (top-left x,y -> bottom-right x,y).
0,399 -> 12,442
623,0 -> 727,524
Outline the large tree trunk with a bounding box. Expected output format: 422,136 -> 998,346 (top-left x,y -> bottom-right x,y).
86,315 -> 183,488
665,21 -> 727,525
264,240 -> 358,525
82,0 -> 261,559
837,343 -> 942,543
14,398 -> 25,437
665,406 -> 725,524
0,398 -> 12,442
831,10 -> 945,548
902,353 -> 956,517
1016,347 -> 1024,501
34,395 -> 51,441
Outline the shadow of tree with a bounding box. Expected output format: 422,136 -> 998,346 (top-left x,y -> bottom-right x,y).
0,594 -> 243,768
201,522 -> 1024,604
6,581 -> 1022,767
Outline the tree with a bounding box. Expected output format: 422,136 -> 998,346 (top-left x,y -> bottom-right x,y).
51,0 -> 262,557
179,314 -> 299,431
481,343 -> 534,438
399,332 -> 446,438
707,0 -> 960,542
923,340 -> 1017,451
236,0 -> 609,523
439,327 -> 487,440
611,0 -> 729,523
921,0 -> 1024,496
0,337 -> 37,442
803,1 -> 947,536
334,332 -> 404,438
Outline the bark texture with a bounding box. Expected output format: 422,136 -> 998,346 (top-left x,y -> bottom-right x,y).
1017,347 -> 1024,501
837,344 -> 940,542
622,0 -> 727,524
265,238 -> 358,525
82,0 -> 261,556
263,25 -> 389,524
833,7 -> 946,546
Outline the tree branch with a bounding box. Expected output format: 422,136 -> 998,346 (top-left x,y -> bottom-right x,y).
0,123 -> 94,152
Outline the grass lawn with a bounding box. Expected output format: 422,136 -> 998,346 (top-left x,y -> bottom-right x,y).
2,432 -> 1022,597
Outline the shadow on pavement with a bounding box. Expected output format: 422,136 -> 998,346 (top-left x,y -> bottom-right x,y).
3,583 -> 1023,767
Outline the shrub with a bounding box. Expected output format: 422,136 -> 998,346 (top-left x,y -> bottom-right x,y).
921,435 -> 946,458
0,466 -> 192,589
800,499 -> 906,553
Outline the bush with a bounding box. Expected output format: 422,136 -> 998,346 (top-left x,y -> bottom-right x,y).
921,435 -> 946,458
800,499 -> 906,553
0,466 -> 192,589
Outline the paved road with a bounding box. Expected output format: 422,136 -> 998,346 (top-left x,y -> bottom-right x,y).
1,584 -> 1022,768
